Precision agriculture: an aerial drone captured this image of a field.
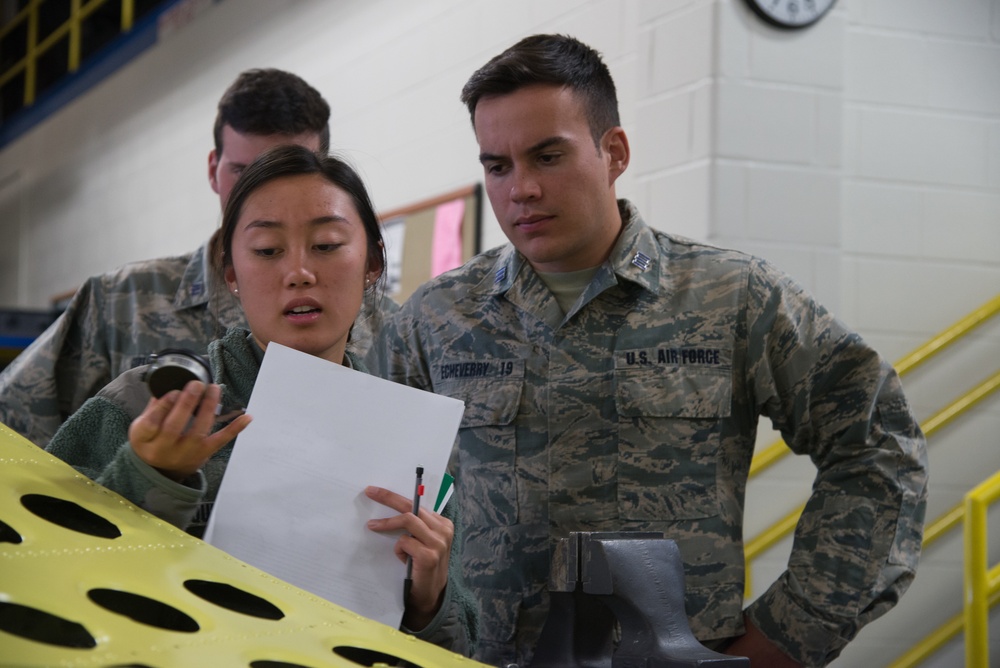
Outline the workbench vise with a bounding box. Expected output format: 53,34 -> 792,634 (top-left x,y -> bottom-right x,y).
529,531 -> 749,668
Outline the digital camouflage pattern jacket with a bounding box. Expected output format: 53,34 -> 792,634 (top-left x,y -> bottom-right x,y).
0,242 -> 244,447
372,200 -> 928,667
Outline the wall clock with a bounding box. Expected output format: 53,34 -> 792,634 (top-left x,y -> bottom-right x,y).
744,0 -> 837,29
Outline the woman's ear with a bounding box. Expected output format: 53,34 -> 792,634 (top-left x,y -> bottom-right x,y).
224,265 -> 239,297
367,241 -> 385,284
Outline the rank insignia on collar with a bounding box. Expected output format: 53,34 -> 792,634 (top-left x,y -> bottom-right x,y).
495,266 -> 507,284
631,252 -> 651,271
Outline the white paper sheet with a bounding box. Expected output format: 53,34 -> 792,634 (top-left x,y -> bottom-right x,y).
204,343 -> 464,627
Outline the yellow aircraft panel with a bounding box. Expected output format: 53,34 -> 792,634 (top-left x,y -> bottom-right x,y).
0,423 -> 486,667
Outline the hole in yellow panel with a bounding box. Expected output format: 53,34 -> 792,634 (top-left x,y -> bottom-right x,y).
87,589 -> 199,633
0,601 -> 96,648
20,494 -> 121,539
183,579 -> 284,620
333,646 -> 419,667
249,661 -> 318,668
0,517 -> 22,543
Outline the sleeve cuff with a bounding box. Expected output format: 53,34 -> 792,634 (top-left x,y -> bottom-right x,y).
124,445 -> 205,500
400,581 -> 455,640
123,446 -> 206,529
746,576 -> 852,667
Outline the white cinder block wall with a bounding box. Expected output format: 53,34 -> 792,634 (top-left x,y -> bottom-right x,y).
0,0 -> 998,665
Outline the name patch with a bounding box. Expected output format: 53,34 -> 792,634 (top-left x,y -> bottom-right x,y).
438,359 -> 519,381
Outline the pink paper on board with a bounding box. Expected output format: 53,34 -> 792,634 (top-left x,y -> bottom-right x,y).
430,198 -> 465,277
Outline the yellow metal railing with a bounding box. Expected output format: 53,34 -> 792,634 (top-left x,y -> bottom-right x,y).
964,469 -> 1000,667
0,0 -> 139,109
867,366 -> 1000,668
886,474 -> 1000,668
744,294 -> 1000,662
889,586 -> 1000,668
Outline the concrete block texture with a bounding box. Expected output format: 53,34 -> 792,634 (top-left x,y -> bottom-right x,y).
2,0 -> 999,665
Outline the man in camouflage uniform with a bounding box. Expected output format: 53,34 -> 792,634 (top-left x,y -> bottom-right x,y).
371,35 -> 928,667
0,68 -> 391,447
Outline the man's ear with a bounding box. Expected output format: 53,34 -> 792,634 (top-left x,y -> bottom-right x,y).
208,149 -> 221,195
604,127 -> 630,184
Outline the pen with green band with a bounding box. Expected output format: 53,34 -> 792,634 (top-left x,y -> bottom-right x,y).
403,466 -> 423,601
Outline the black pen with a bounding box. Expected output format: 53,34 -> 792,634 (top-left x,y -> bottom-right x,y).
404,465 -> 424,601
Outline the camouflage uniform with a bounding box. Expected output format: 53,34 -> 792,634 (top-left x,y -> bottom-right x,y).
0,239 -> 393,447
372,200 -> 928,667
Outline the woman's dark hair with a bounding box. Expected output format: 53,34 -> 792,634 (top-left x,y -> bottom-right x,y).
216,144 -> 386,291
460,34 -> 620,148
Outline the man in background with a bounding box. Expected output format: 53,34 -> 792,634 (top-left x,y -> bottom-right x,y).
1,68 -> 391,446
372,34 -> 928,667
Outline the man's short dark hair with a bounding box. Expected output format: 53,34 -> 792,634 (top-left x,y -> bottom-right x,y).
214,68 -> 331,156
460,34 -> 620,147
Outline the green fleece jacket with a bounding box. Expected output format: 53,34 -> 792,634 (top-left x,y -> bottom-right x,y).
46,327 -> 478,655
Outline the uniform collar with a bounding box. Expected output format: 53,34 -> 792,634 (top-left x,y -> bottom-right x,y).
173,240 -> 216,311
479,199 -> 663,298
606,199 -> 663,296
481,244 -> 528,297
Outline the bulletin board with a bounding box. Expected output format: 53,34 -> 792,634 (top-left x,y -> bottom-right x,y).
379,183 -> 481,303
